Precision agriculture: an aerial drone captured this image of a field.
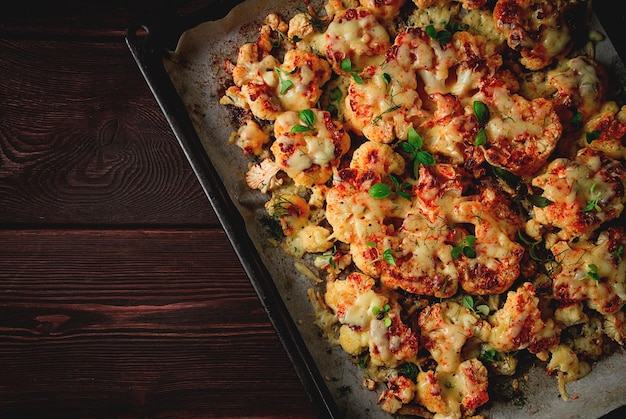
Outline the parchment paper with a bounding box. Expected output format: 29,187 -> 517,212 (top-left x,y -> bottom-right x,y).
163,1 -> 626,417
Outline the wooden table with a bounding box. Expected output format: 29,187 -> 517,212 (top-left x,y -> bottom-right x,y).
0,1 -> 624,418
0,1 -> 316,417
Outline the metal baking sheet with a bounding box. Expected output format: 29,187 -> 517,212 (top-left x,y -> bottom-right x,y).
126,1 -> 626,417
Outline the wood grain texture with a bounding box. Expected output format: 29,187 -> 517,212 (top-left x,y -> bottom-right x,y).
0,39 -> 216,226
0,0 -> 216,39
0,229 -> 315,418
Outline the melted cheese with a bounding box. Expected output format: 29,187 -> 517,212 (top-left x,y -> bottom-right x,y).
324,7 -> 390,72
343,289 -> 385,327
219,1 -> 626,416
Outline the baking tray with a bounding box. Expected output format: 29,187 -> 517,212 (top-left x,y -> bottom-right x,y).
126,1 -> 626,417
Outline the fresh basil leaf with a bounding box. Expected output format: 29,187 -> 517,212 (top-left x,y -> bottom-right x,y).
383,248 -> 396,266
570,110 -> 583,127
463,246 -> 477,258
407,127 -> 422,149
398,191 -> 411,200
476,305 -> 490,316
299,109 -> 315,127
340,57 -> 352,73
451,245 -> 462,259
586,130 -> 600,144
400,141 -> 416,155
473,101 -> 490,124
369,183 -> 391,199
390,174 -> 400,190
492,165 -> 520,188
436,30 -> 452,44
462,295 -> 474,310
425,25 -> 437,39
527,194 -> 553,208
416,150 -> 435,165
280,79 -> 293,94
474,127 -> 487,146
587,264 -> 600,282
290,125 -> 311,133
398,363 -> 419,381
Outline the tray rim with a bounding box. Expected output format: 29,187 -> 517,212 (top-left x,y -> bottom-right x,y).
125,2 -> 341,418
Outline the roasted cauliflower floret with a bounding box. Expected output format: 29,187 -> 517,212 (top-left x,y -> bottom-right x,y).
230,119 -> 270,157
343,62 -> 423,144
551,227 -> 626,315
547,344 -> 591,400
478,83 -> 562,176
419,93 -> 480,165
256,13 -> 289,52
324,7 -> 390,75
325,272 -> 379,324
604,310 -> 626,346
388,27 -> 502,97
271,108 -> 351,187
568,316 -> 605,359
325,142 -> 406,231
449,186 -> 525,295
419,301 -> 491,373
361,0 -> 408,22
245,158 -> 282,193
378,165 -> 462,297
325,273 -> 419,367
528,148 -> 626,241
265,193 -> 310,237
493,0 -> 581,70
276,48 -> 332,111
416,358 -> 489,418
554,302 -> 588,328
489,282 -> 560,354
408,0 -> 461,28
221,43 -> 282,120
377,374 -> 415,414
461,7 -> 507,46
547,56 -> 608,124
326,142 -> 409,277
581,102 -> 626,160
222,45 -> 332,120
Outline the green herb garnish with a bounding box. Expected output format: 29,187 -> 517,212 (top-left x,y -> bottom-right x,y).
473,101 -> 490,146
586,264 -> 600,282
425,21 -> 468,44
462,295 -> 490,316
452,235 -> 477,259
586,130 -> 600,144
290,108 -> 316,133
527,194 -> 553,208
383,248 -> 397,266
400,127 -> 435,178
275,66 -> 297,94
340,58 -> 363,84
583,182 -> 602,212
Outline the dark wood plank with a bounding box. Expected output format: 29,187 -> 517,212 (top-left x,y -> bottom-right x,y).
0,228 -> 316,418
0,0 -> 214,39
0,39 -> 217,227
